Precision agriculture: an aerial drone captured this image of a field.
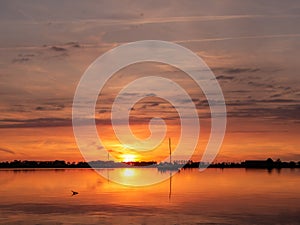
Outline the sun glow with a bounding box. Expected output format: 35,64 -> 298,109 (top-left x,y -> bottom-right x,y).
122,168 -> 135,177
122,154 -> 137,162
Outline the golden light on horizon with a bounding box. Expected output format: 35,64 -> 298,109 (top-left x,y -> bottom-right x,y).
122,154 -> 138,162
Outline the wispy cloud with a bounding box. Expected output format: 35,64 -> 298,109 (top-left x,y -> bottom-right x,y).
176,34 -> 300,44
0,147 -> 15,154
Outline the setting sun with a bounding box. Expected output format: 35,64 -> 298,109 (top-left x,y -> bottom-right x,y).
122,154 -> 137,162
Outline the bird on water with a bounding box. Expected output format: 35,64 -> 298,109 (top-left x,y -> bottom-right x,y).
71,190 -> 78,196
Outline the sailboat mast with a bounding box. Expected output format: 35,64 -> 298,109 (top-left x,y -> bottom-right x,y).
169,138 -> 171,164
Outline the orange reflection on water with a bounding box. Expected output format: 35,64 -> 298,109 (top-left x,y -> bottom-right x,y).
1,168 -> 300,224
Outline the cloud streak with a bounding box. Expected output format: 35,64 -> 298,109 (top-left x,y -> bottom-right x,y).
0,147 -> 15,154
176,33 -> 300,44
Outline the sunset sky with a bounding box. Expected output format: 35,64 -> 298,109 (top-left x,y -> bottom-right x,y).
0,0 -> 299,163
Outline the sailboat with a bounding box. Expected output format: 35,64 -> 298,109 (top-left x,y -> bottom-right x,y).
157,138 -> 181,171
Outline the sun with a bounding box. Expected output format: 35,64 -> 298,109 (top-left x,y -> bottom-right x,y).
122,154 -> 137,162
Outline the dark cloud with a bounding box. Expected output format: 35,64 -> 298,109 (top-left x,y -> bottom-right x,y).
21,54 -> 35,57
51,46 -> 67,51
197,99 -> 251,107
199,98 -> 298,107
248,81 -> 274,88
228,104 -> 300,121
98,109 -> 110,114
65,42 -> 81,48
229,129 -> 287,134
43,98 -> 73,106
12,53 -> 35,63
257,99 -> 297,103
140,102 -> 161,109
1,102 -> 298,129
225,100 -> 252,106
0,118 -> 72,128
270,94 -> 282,98
216,67 -> 261,74
35,106 -> 45,111
35,104 -> 65,111
0,117 -> 120,128
8,105 -> 31,113
216,75 -> 235,80
145,93 -> 157,97
150,102 -> 160,107
229,90 -> 251,94
129,115 -> 179,123
226,68 -> 261,74
0,147 -> 15,154
280,86 -> 292,91
273,86 -> 296,97
195,97 -> 300,121
121,92 -> 140,97
12,57 -> 30,63
44,42 -> 81,53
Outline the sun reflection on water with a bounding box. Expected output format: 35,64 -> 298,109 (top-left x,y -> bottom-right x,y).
123,168 -> 135,177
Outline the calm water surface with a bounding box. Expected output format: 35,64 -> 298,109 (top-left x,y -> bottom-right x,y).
0,168 -> 300,225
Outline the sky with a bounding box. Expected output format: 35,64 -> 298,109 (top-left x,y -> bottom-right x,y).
0,0 -> 299,162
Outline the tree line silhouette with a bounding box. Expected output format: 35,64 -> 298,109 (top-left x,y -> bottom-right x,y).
0,160 -> 90,168
0,158 -> 299,169
0,160 -> 157,168
184,158 -> 300,169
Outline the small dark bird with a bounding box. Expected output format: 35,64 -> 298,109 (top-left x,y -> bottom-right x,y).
71,190 -> 78,196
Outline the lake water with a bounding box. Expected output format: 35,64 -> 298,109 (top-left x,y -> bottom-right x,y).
0,168 -> 300,225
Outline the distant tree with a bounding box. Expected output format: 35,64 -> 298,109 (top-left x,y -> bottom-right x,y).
266,158 -> 274,168
275,159 -> 282,168
266,158 -> 274,163
289,161 -> 296,168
